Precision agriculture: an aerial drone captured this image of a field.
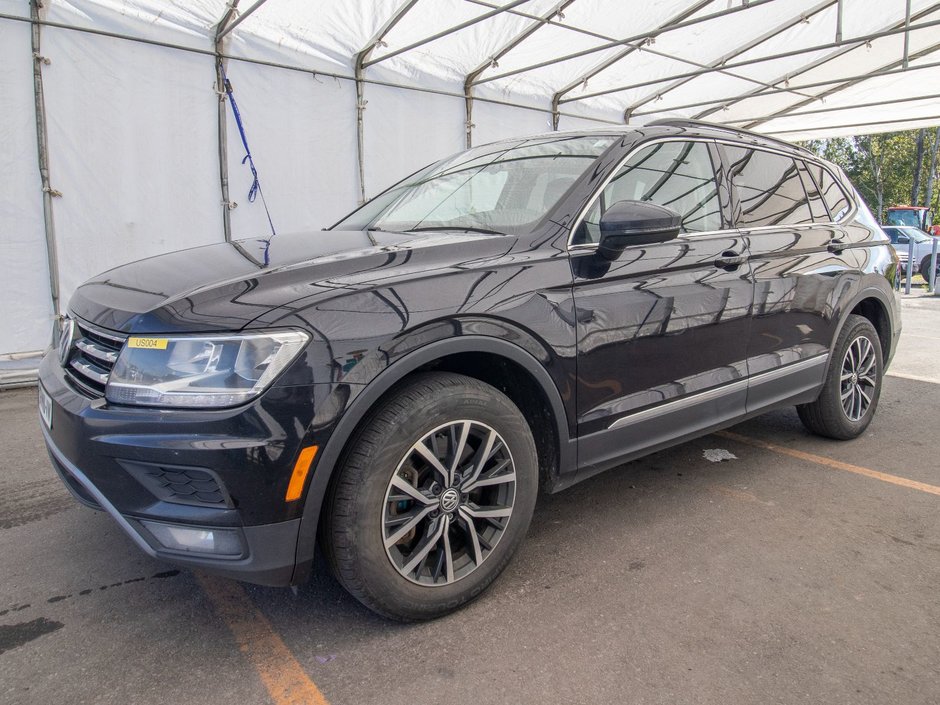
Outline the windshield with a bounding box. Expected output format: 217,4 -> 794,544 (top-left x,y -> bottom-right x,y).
886,209 -> 925,228
332,135 -> 617,234
884,226 -> 930,243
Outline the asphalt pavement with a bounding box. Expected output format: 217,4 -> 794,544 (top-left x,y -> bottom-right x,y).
1,295 -> 938,705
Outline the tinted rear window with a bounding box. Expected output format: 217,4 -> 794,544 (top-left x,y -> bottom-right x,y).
725,146 -> 814,227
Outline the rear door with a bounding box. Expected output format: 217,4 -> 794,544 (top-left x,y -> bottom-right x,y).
720,144 -> 857,411
570,139 -> 754,477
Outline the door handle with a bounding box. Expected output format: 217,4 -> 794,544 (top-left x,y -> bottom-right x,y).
828,239 -> 848,254
715,250 -> 747,269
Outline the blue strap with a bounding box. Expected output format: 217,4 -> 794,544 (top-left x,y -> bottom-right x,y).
221,66 -> 277,241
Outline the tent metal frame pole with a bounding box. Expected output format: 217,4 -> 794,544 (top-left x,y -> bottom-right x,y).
724,91 -> 940,125
3,9 -> 621,127
215,0 -> 270,40
693,4 -> 940,120
769,115 -> 940,136
362,0 -> 530,69
0,11 -> 618,127
560,16 -> 940,104
620,0 -> 838,120
213,1 -> 241,242
904,0 -> 913,68
742,38 -> 940,130
29,0 -> 61,320
549,0 -> 713,129
630,57 -> 940,120
835,0 -> 844,42
355,0 -> 420,204
475,0 -> 778,87
465,0 -> 575,146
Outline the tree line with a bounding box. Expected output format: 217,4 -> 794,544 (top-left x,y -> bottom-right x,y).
800,127 -> 940,222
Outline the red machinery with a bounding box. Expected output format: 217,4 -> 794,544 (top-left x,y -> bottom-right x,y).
885,205 -> 940,235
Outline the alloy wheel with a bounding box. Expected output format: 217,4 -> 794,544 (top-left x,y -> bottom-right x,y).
840,335 -> 877,421
382,420 -> 516,586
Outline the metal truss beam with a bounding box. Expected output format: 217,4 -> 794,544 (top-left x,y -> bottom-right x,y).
215,0 -> 270,40
694,3 -> 940,120
465,0 -> 575,146
473,0 -> 778,86
29,0 -> 61,318
622,57 -> 940,120
724,92 -> 940,126
362,0 -> 531,69
549,0 -> 712,129
743,38 -> 940,130
563,15 -> 940,105
769,114 -> 940,137
213,0 -> 242,242
621,0 -> 837,122
354,0 -> 421,202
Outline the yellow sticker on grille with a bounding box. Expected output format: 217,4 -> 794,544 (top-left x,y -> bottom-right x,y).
127,337 -> 169,350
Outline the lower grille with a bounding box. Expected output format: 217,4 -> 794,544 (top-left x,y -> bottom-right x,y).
63,318 -> 126,397
120,460 -> 234,508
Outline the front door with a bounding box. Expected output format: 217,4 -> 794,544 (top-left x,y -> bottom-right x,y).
571,139 -> 753,478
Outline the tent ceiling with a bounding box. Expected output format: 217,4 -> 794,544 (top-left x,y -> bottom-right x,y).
10,0 -> 937,141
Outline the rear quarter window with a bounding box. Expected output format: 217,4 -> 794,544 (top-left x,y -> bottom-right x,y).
805,162 -> 852,221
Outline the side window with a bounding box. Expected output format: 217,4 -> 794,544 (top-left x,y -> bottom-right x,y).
576,140 -> 722,244
806,163 -> 851,221
796,161 -> 829,222
725,147 -> 813,227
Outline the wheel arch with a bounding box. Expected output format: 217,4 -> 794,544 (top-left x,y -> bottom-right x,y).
290,335 -> 574,584
839,287 -> 895,361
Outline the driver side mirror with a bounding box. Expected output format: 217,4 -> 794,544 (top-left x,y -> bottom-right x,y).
597,200 -> 682,260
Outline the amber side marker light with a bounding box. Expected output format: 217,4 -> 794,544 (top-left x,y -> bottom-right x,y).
286,445 -> 318,501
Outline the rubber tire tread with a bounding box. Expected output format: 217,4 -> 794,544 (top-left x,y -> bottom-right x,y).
797,314 -> 883,440
322,371 -> 538,622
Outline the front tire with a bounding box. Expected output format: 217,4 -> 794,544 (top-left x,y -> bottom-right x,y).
797,314 -> 883,440
323,372 -> 538,621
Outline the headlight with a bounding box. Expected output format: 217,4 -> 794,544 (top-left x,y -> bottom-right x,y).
105,331 -> 309,408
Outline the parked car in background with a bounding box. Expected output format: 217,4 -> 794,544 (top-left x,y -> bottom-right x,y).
40,119 -> 900,621
883,225 -> 938,279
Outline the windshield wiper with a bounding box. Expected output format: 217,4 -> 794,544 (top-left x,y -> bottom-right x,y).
406,225 -> 506,236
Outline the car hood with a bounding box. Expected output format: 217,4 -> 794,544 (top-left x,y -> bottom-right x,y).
69,229 -> 514,333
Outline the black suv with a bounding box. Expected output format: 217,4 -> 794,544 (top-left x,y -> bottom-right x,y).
39,120 -> 900,620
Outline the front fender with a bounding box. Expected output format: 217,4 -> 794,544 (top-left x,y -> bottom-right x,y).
289,332 -> 574,585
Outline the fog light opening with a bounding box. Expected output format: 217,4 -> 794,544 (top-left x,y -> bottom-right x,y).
140,520 -> 243,556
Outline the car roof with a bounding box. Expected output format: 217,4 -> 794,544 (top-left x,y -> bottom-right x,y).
486,119 -> 815,162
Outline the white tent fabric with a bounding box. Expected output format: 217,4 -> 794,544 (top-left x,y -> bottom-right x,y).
2,0 -> 939,362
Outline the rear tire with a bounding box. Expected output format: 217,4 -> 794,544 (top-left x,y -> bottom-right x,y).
920,255 -> 937,281
797,314 -> 883,440
323,372 -> 538,621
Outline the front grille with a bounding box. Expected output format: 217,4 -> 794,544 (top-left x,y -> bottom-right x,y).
63,319 -> 127,397
119,461 -> 234,508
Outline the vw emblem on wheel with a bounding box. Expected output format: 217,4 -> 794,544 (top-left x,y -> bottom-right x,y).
439,488 -> 460,513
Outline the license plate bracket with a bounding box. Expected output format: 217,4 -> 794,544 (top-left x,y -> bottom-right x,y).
39,386 -> 52,429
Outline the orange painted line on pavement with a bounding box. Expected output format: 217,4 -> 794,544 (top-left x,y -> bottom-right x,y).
197,573 -> 330,705
717,430 -> 940,497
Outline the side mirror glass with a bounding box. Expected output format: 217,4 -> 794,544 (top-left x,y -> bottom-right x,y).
597,200 -> 682,260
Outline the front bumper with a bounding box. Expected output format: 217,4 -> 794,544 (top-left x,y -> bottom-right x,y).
44,427 -> 300,584
38,350 -> 323,586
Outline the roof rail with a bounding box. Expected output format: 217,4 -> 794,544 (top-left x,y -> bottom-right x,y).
645,118 -> 813,155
